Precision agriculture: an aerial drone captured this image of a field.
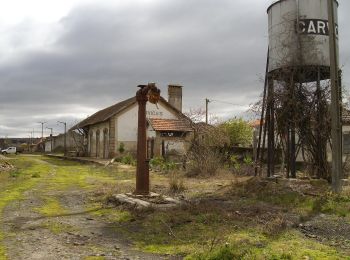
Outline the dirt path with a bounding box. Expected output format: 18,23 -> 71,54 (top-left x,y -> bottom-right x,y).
1,157 -> 171,260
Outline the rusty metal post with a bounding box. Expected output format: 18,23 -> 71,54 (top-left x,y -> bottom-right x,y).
135,85 -> 149,195
135,83 -> 160,195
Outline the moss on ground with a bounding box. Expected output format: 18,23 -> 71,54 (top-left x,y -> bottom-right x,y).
87,203 -> 132,223
0,155 -> 137,259
35,197 -> 68,217
43,221 -> 76,235
186,230 -> 349,260
115,204 -> 349,259
111,179 -> 350,259
0,156 -> 51,259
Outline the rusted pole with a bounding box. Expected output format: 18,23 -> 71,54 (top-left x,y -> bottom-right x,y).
255,49 -> 269,176
135,85 -> 149,195
135,83 -> 160,195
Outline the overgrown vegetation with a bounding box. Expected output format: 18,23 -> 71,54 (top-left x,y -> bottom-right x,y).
1,155 -> 350,259
118,154 -> 136,166
149,156 -> 177,174
220,118 -> 253,147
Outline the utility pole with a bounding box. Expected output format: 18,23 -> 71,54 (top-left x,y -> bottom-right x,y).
38,122 -> 47,153
205,98 -> 210,124
328,0 -> 342,193
57,121 -> 67,156
27,134 -> 31,152
38,122 -> 47,139
46,127 -> 53,153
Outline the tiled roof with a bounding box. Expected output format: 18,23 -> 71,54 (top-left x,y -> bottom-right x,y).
149,118 -> 193,132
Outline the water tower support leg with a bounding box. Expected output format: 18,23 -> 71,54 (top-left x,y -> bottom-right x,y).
316,68 -> 322,178
290,80 -> 296,179
267,77 -> 275,177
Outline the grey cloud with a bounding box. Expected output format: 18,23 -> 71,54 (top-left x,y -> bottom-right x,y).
0,0 -> 349,137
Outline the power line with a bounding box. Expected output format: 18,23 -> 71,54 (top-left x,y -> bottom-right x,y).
209,99 -> 247,107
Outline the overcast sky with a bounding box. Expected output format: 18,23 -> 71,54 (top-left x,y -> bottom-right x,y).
0,0 -> 349,137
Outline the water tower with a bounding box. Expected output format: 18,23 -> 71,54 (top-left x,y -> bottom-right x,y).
257,0 -> 340,178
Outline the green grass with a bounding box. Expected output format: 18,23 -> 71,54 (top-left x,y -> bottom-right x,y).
35,197 -> 68,217
116,204 -> 349,259
88,203 -> 133,223
1,156 -> 350,259
0,155 -> 136,259
42,221 -> 76,235
40,157 -> 134,192
186,230 -> 349,260
0,156 -> 52,259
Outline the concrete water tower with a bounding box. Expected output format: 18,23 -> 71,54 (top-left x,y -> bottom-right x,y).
258,0 -> 340,178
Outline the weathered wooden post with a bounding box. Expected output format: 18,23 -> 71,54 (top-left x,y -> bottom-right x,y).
135,83 -> 160,195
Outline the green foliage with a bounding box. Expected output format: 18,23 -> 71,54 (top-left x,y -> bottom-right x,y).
118,142 -> 125,154
229,155 -> 240,170
243,155 -> 253,165
149,156 -> 165,169
149,156 -> 177,174
221,118 -> 253,146
120,154 -> 136,166
312,192 -> 350,217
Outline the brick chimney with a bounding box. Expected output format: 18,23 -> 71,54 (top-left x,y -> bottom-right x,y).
168,85 -> 183,112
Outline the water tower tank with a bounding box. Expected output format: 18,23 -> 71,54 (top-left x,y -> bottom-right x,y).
267,0 -> 339,81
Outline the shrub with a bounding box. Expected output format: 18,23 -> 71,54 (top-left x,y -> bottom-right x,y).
149,157 -> 177,174
230,155 -> 240,170
120,154 -> 136,166
220,118 -> 253,146
243,155 -> 253,165
118,142 -> 125,154
149,156 -> 165,171
186,145 -> 222,177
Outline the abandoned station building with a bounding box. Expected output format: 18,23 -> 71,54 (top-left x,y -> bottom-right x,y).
73,85 -> 194,159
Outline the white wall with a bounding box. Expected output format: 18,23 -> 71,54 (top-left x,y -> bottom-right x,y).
117,101 -> 178,142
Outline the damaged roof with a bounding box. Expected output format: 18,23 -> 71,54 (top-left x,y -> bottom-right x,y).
148,118 -> 193,132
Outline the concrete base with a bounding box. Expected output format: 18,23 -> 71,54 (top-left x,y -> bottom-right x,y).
112,192 -> 182,209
